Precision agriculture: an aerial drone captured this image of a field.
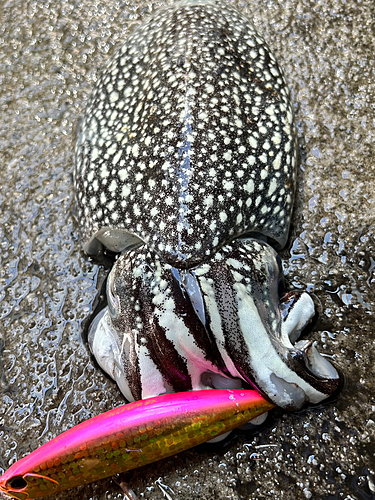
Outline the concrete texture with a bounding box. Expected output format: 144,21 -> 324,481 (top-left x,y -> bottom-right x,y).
0,0 -> 374,499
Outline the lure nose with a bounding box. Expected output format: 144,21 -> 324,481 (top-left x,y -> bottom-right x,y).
0,476 -> 28,500
0,474 -> 29,500
0,473 -> 59,499
0,475 -> 14,499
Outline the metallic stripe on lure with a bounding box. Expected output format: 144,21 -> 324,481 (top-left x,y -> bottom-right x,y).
0,389 -> 274,499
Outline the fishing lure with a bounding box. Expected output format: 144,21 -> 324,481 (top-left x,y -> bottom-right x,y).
0,389 -> 274,499
74,0 -> 339,410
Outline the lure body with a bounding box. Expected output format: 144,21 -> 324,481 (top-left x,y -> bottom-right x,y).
74,0 -> 339,410
0,390 -> 274,499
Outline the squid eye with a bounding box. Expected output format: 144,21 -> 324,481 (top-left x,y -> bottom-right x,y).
171,268 -> 206,326
276,254 -> 283,273
275,255 -> 286,297
106,274 -> 118,319
278,275 -> 286,298
8,476 -> 27,490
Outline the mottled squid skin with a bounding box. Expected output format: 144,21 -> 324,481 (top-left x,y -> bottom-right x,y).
0,390 -> 274,499
74,0 -> 339,410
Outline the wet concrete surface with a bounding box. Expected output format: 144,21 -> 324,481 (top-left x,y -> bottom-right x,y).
0,0 -> 374,499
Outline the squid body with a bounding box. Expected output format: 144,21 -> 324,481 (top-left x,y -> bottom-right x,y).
74,0 -> 339,409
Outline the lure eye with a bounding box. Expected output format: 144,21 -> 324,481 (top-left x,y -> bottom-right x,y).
8,476 -> 27,490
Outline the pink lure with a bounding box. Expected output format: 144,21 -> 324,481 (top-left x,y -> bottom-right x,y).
0,389 -> 274,499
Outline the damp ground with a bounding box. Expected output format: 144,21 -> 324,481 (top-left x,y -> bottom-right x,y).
0,0 -> 374,499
